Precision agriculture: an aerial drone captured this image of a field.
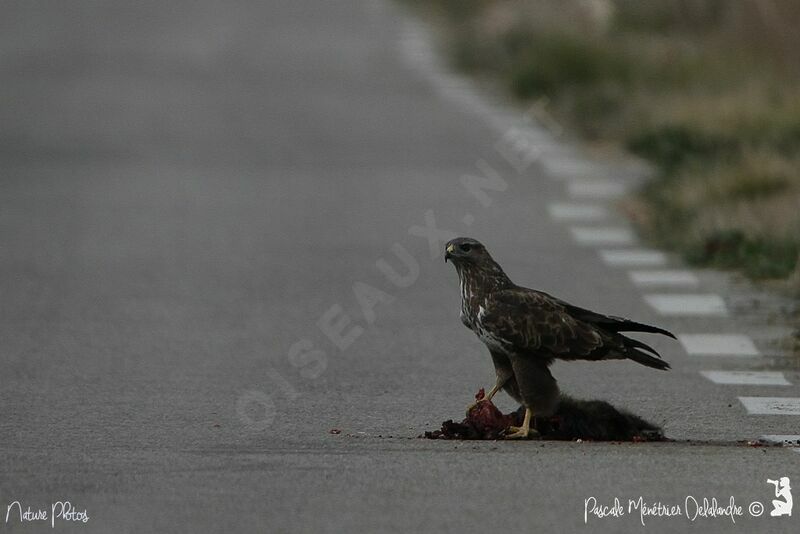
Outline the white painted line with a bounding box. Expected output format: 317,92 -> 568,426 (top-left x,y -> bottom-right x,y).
760,435 -> 800,446
739,397 -> 800,415
599,249 -> 667,267
548,203 -> 609,221
629,270 -> 699,287
644,294 -> 728,316
679,334 -> 759,356
568,180 -> 627,198
522,142 -> 573,159
541,158 -> 596,179
570,227 -> 635,246
793,448 -> 800,454
700,371 -> 789,386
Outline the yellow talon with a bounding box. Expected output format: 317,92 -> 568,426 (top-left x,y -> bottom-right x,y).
504,408 -> 537,439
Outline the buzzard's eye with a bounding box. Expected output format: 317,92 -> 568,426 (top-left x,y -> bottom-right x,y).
460,244 -> 472,252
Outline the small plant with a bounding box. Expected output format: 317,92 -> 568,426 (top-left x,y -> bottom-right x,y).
505,31 -> 632,99
688,231 -> 799,279
626,125 -> 735,173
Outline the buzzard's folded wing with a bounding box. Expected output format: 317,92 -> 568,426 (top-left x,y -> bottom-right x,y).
549,295 -> 676,339
479,288 -> 670,369
478,289 -> 609,360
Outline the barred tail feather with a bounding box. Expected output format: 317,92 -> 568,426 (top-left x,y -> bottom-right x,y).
612,318 -> 676,339
627,347 -> 670,370
624,336 -> 662,358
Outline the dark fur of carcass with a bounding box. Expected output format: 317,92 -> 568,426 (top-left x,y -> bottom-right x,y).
424,389 -> 666,442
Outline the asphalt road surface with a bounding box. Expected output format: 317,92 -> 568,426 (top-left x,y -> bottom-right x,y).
1,1 -> 798,533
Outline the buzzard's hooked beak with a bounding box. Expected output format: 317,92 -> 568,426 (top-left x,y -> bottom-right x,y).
445,243 -> 455,263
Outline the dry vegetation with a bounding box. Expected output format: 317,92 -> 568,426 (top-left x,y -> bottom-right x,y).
404,0 -> 800,285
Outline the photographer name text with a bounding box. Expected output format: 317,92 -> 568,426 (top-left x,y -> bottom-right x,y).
584,495 -> 765,525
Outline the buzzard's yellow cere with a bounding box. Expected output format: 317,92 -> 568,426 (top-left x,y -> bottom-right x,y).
445,237 -> 675,439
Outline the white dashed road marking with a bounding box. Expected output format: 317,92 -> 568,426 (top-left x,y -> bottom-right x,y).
541,158 -> 596,179
599,249 -> 667,267
567,180 -> 627,198
629,270 -> 699,287
548,203 -> 609,221
739,397 -> 800,415
700,371 -> 789,386
570,227 -> 635,246
644,294 -> 728,316
678,334 -> 759,356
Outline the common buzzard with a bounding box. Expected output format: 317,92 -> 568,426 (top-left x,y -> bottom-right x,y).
445,237 -> 674,439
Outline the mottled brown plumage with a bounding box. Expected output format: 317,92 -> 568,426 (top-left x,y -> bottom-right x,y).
444,237 -> 674,439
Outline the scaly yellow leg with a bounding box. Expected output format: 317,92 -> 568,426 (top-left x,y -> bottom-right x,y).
505,408 -> 538,439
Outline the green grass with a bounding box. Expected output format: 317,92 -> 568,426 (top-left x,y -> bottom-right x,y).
505,31 -> 633,99
626,125 -> 737,174
686,231 -> 799,279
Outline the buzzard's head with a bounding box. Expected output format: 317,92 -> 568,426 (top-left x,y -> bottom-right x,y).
444,237 -> 488,265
